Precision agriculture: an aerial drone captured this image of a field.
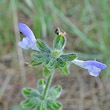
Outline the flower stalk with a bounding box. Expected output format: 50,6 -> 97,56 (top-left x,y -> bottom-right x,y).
43,72 -> 54,99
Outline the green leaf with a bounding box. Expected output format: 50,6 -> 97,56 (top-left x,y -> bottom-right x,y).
43,59 -> 56,77
43,66 -> 51,77
29,52 -> 50,66
29,51 -> 51,66
58,64 -> 70,75
31,52 -> 46,60
54,35 -> 66,50
57,58 -> 66,67
33,101 -> 47,110
60,53 -> 77,62
21,98 -> 36,109
22,88 -> 40,98
28,60 -> 42,66
47,100 -> 62,110
36,39 -> 51,53
57,58 -> 70,75
37,79 -> 46,94
47,58 -> 56,70
48,85 -> 62,99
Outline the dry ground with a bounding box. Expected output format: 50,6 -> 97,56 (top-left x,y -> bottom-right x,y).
0,53 -> 110,110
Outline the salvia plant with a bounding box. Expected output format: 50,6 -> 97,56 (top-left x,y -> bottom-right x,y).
18,23 -> 107,110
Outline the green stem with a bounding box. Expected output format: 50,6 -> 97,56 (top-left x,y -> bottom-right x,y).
43,72 -> 54,99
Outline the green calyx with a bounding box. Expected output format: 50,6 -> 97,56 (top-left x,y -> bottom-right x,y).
52,49 -> 61,58
29,35 -> 77,76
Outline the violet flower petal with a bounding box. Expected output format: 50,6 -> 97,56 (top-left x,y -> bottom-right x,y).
72,59 -> 107,77
84,60 -> 106,69
18,23 -> 37,50
18,37 -> 34,50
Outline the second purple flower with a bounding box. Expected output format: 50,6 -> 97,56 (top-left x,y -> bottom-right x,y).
72,59 -> 107,77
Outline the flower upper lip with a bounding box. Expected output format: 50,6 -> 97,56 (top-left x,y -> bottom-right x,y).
84,60 -> 107,69
18,23 -> 36,42
18,23 -> 37,50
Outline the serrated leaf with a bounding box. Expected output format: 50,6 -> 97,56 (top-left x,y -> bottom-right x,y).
57,58 -> 66,67
28,60 -> 42,66
21,98 -> 36,109
48,85 -> 62,99
60,53 -> 77,62
36,39 -> 51,53
31,52 -> 49,60
31,52 -> 45,60
29,52 -> 50,66
43,66 -> 51,77
47,100 -> 62,110
58,64 -> 70,75
47,59 -> 56,69
57,58 -> 70,75
33,101 -> 47,110
43,59 -> 56,77
22,88 -> 40,98
37,79 -> 46,94
54,35 -> 66,50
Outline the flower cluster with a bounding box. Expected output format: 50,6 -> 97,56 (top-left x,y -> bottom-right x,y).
18,23 -> 107,77
18,23 -> 107,110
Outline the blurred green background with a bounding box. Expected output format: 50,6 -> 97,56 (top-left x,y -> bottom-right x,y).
0,0 -> 110,110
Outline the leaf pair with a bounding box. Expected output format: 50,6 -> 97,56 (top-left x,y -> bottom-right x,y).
22,98 -> 62,110
22,79 -> 62,110
38,79 -> 62,99
22,79 -> 62,100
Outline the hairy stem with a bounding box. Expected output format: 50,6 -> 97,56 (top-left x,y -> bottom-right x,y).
43,72 -> 54,99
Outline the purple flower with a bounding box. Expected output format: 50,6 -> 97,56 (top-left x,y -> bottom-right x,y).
18,23 -> 37,50
72,59 -> 106,77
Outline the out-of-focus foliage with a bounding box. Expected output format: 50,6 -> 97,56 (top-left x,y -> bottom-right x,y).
0,0 -> 15,54
0,0 -> 110,75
